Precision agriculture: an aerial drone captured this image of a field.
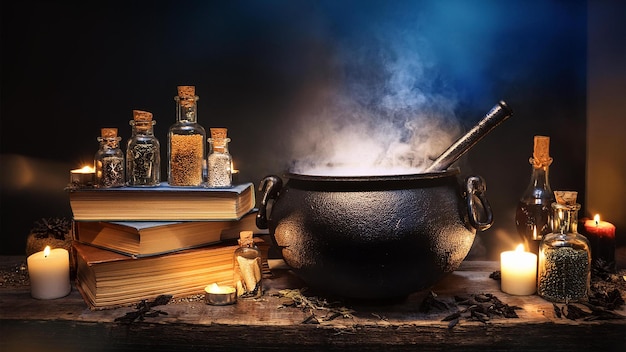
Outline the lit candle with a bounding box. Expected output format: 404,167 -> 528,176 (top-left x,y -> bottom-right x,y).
70,165 -> 95,187
500,244 -> 537,295
27,246 -> 71,299
205,283 -> 237,305
583,214 -> 616,268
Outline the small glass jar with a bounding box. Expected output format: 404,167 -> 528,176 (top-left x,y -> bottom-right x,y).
168,86 -> 206,186
207,128 -> 232,188
126,110 -> 161,186
234,231 -> 262,299
537,200 -> 591,302
95,128 -> 125,188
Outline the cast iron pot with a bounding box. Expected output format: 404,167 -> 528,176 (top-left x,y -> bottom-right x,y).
256,168 -> 493,299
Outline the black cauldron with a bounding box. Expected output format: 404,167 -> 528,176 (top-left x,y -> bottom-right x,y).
256,168 -> 493,299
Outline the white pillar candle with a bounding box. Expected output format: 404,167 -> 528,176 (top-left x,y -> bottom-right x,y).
27,246 -> 71,299
500,244 -> 537,295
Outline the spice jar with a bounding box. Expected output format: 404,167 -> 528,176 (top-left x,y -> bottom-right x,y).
126,110 -> 161,186
515,135 -> 555,257
94,128 -> 125,188
207,128 -> 232,188
168,85 -> 207,186
537,191 -> 591,303
234,231 -> 262,299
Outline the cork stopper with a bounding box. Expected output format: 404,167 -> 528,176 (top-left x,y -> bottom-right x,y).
177,85 -> 195,99
532,135 -> 553,168
101,128 -> 118,138
210,128 -> 228,140
554,191 -> 578,205
238,231 -> 254,247
133,110 -> 153,122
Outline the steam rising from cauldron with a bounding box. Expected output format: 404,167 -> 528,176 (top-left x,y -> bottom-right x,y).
288,12 -> 462,176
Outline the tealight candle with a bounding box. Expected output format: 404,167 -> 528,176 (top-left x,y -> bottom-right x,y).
70,165 -> 95,187
27,246 -> 71,299
500,244 -> 537,295
205,283 -> 237,305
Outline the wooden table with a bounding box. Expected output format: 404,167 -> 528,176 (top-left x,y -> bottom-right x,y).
1,256 -> 625,351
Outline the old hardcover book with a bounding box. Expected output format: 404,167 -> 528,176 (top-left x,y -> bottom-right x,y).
68,182 -> 256,221
74,239 -> 266,310
73,210 -> 265,257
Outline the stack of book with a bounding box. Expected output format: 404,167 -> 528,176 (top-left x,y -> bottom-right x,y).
68,182 -> 267,309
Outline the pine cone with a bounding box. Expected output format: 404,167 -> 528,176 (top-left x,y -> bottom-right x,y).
31,217 -> 71,240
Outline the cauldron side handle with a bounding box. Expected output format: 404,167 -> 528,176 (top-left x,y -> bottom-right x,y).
465,175 -> 493,231
256,175 -> 283,229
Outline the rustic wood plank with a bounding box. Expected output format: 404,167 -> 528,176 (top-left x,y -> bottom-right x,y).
1,256 -> 625,351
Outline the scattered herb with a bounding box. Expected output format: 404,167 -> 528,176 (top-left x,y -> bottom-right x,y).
273,288 -> 354,324
419,291 -> 449,313
114,294 -> 172,324
438,292 -> 521,329
489,270 -> 501,281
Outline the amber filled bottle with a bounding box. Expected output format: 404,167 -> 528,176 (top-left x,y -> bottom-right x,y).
94,128 -> 125,188
168,85 -> 206,186
515,135 -> 555,256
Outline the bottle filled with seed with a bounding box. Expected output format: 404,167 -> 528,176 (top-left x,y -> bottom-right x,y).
537,191 -> 591,303
168,85 -> 206,186
234,231 -> 262,299
94,128 -> 125,188
126,110 -> 161,186
207,128 -> 232,188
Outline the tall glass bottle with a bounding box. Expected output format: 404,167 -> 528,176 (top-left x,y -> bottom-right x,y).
234,231 -> 262,299
207,128 -> 232,188
538,192 -> 591,303
94,128 -> 125,188
168,85 -> 206,186
126,110 -> 160,186
515,135 -> 555,256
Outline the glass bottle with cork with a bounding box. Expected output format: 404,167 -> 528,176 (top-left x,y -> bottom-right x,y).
207,127 -> 232,188
515,135 -> 556,256
168,85 -> 206,186
94,127 -> 125,188
537,191 -> 591,303
126,110 -> 161,186
233,231 -> 262,299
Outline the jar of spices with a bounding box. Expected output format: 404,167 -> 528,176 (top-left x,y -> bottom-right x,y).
234,231 -> 262,299
168,85 -> 206,186
207,128 -> 232,188
537,191 -> 591,302
126,110 -> 161,186
94,128 -> 125,188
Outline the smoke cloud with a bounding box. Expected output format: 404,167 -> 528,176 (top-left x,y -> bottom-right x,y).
287,3 -> 463,176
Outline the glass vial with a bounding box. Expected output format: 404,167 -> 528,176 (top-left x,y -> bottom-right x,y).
168,85 -> 206,186
537,192 -> 591,303
126,110 -> 161,186
515,135 -> 555,256
95,128 -> 125,188
234,231 -> 262,299
207,128 -> 232,188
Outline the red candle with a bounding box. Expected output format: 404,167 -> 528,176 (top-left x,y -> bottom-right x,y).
584,214 -> 616,239
583,214 -> 616,269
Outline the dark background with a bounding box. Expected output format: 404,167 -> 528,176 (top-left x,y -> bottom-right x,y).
1,0 -> 622,259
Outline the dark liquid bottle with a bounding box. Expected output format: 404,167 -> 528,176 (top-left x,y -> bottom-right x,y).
515,136 -> 555,256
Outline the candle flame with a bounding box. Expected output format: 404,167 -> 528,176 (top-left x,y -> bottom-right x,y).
594,214 -> 600,226
209,283 -> 219,291
43,245 -> 51,258
515,244 -> 525,252
72,165 -> 95,173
